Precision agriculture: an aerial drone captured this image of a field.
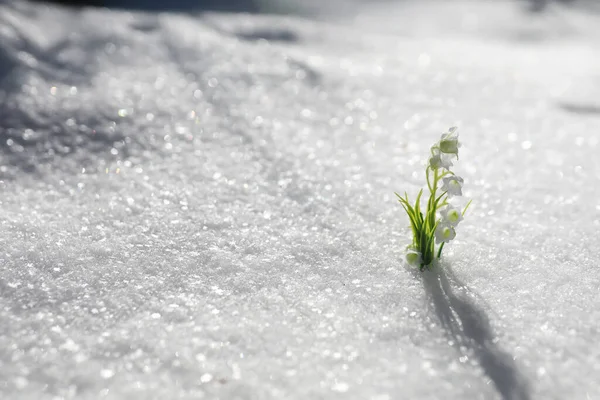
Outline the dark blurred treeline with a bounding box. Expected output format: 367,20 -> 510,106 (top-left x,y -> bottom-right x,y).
26,0 -> 600,13
30,0 -> 261,11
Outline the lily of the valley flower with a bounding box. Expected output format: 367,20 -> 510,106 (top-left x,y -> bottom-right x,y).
428,149 -> 453,170
439,127 -> 460,155
435,224 -> 456,244
405,248 -> 422,266
396,126 -> 471,269
440,205 -> 463,226
441,176 -> 463,196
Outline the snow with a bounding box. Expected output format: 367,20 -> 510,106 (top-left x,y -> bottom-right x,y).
1,0 -> 600,399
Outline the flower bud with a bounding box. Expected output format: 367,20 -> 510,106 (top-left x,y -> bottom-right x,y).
405,248 -> 422,266
428,152 -> 453,170
435,224 -> 456,244
440,205 -> 463,226
441,176 -> 463,196
439,127 -> 460,155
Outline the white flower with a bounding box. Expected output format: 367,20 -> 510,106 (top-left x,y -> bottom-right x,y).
439,127 -> 460,156
428,150 -> 453,170
435,224 -> 456,244
440,205 -> 463,226
405,248 -> 422,266
441,176 -> 464,196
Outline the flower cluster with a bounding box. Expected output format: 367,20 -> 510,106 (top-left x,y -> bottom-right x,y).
396,127 -> 471,269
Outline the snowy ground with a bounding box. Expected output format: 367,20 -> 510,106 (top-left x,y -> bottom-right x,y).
1,0 -> 600,399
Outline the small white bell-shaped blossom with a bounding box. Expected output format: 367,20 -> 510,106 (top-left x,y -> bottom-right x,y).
405,248 -> 422,266
435,224 -> 456,244
440,205 -> 463,226
441,176 -> 463,196
439,127 -> 460,156
428,148 -> 453,170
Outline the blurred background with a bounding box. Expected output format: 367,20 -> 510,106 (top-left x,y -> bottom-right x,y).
25,0 -> 600,15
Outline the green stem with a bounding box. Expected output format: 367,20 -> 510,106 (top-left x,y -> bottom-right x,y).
429,168 -> 438,231
437,242 -> 445,258
426,167 -> 433,193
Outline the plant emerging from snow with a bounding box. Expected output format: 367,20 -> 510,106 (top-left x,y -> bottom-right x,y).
396,127 -> 471,269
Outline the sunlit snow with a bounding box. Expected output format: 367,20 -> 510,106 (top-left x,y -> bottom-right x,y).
1,1 -> 600,399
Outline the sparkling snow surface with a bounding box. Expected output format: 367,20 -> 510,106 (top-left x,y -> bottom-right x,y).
1,1 -> 600,399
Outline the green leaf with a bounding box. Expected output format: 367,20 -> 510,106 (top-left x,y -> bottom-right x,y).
414,189 -> 424,225
399,202 -> 419,239
462,199 -> 473,216
434,191 -> 447,207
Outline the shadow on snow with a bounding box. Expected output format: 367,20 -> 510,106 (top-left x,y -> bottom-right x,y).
421,266 -> 531,400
